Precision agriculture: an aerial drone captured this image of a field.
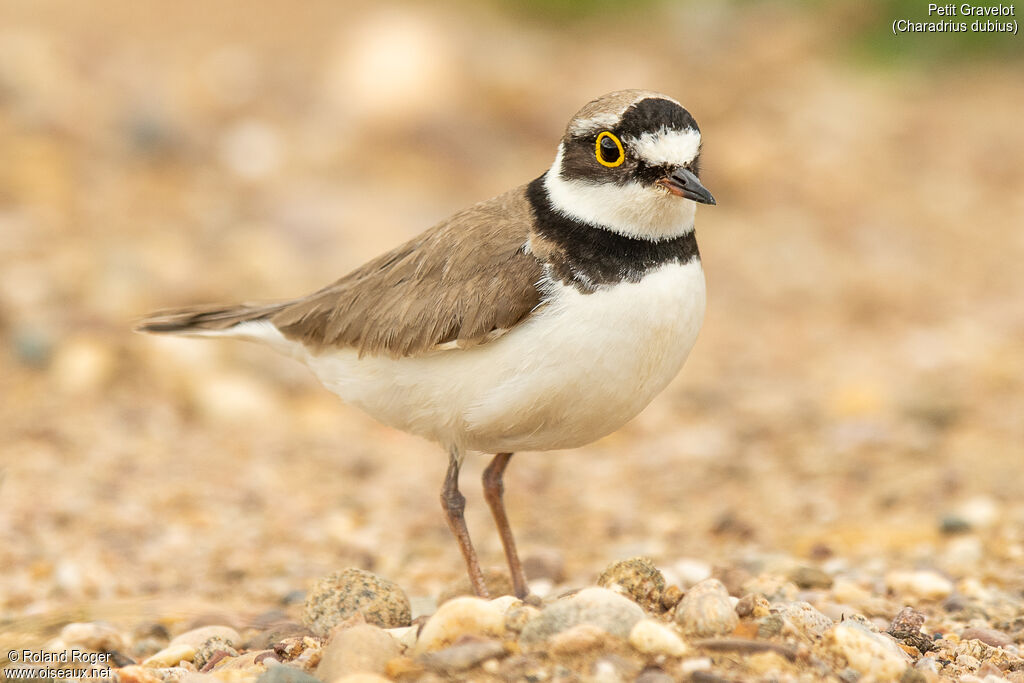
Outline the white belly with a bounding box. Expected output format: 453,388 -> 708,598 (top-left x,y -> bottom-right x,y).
293,260 -> 706,453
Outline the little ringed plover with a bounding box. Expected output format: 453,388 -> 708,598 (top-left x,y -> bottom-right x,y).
137,89 -> 716,599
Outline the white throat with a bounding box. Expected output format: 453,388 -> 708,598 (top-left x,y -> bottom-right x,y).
543,144 -> 697,242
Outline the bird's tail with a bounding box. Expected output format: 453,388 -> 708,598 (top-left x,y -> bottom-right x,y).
134,302 -> 284,336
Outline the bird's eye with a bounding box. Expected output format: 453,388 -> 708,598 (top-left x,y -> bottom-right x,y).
595,131 -> 625,168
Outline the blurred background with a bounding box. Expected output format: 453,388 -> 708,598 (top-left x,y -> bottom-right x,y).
1,0 -> 1022,635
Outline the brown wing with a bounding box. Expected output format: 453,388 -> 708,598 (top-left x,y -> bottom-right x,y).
269,186 -> 545,358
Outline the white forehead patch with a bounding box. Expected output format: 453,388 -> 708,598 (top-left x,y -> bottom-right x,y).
568,112 -> 620,137
631,128 -> 701,166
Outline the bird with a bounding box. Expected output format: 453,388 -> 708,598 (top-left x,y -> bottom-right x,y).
136,89 -> 716,600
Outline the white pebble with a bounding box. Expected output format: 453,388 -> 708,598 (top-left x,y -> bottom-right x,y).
629,619 -> 690,657
825,621 -> 911,679
415,597 -> 505,653
680,657 -> 712,674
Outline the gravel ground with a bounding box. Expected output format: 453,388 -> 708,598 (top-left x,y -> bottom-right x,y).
1,2 -> 1022,681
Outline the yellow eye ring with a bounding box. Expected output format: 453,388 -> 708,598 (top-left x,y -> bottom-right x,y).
595,131 -> 625,167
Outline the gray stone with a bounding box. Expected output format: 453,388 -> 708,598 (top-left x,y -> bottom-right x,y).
519,587 -> 645,646
256,665 -> 320,683
673,578 -> 738,637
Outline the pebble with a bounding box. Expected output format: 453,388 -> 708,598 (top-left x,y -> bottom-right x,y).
885,569 -> 954,601
59,622 -> 126,651
549,623 -> 610,655
245,621 -> 311,650
519,587 -> 645,646
590,657 -> 631,683
788,565 -> 833,589
171,625 -> 242,649
596,556 -> 666,613
740,574 -> 799,602
775,601 -> 834,639
142,643 -> 195,667
193,637 -> 238,671
213,650 -> 278,671
735,593 -> 771,619
414,596 -> 506,653
256,665 -> 321,683
505,604 -> 542,633
679,657 -> 712,674
489,595 -> 523,615
673,578 -> 738,637
331,675 -> 393,683
303,568 -> 411,635
825,620 -> 912,679
659,585 -> 684,611
628,619 -> 690,657
317,624 -> 400,679
961,627 -> 1012,649
419,638 -> 506,674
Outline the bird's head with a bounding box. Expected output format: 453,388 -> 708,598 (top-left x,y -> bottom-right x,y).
544,90 -> 715,242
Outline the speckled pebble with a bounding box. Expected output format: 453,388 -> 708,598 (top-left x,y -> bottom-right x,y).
142,643 -> 195,668
193,637 -> 238,671
519,587 -> 645,646
414,596 -> 506,653
628,619 -> 690,657
775,601 -> 834,639
673,578 -> 738,637
171,625 -> 242,649
317,624 -> 400,679
59,622 -> 126,652
885,569 -> 954,601
597,556 -> 666,613
303,568 -> 411,635
825,620 -> 912,679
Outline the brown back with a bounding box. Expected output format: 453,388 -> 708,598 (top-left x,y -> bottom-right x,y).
270,186 -> 545,358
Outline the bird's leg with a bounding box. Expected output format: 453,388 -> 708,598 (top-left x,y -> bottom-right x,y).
482,452 -> 528,599
440,447 -> 490,598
